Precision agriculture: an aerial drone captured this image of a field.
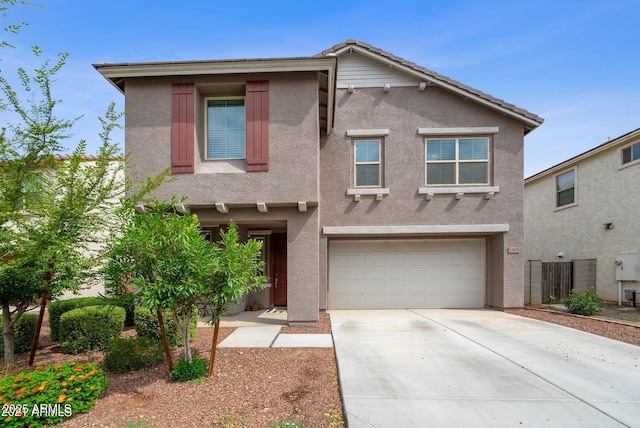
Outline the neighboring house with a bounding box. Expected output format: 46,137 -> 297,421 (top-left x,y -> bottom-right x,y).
53,155 -> 124,300
95,40 -> 543,326
524,128 -> 640,305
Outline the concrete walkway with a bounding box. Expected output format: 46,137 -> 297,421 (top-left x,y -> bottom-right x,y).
331,309 -> 640,428
211,309 -> 333,348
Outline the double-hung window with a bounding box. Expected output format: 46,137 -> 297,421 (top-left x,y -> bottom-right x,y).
205,98 -> 246,160
354,140 -> 381,187
556,169 -> 575,208
425,137 -> 489,185
622,142 -> 640,165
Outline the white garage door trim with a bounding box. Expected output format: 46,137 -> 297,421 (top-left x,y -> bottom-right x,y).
329,239 -> 486,309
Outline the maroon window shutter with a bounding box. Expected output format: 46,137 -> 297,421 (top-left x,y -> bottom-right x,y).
171,83 -> 195,173
246,81 -> 269,171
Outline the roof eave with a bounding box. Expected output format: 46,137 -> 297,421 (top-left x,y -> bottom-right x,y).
93,57 -> 336,93
524,127 -> 640,184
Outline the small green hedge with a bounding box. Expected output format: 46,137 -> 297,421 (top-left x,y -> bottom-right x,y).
0,314 -> 38,359
48,297 -> 106,341
134,306 -> 198,349
59,305 -> 125,354
104,336 -> 165,373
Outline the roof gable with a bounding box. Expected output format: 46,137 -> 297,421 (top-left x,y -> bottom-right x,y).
317,40 -> 543,133
525,127 -> 640,184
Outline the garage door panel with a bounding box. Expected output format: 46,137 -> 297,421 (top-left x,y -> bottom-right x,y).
329,239 -> 485,309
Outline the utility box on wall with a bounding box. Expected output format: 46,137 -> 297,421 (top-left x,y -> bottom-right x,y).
615,253 -> 639,281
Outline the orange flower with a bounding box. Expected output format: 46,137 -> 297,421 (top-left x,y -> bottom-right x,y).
74,367 -> 83,372
69,375 -> 76,381
62,388 -> 67,393
58,394 -> 66,403
4,416 -> 11,423
75,387 -> 81,393
54,365 -> 62,370
35,366 -> 43,371
89,386 -> 95,391
18,386 -> 27,394
61,382 -> 67,387
31,387 -> 39,394
66,397 -> 72,402
69,362 -> 76,366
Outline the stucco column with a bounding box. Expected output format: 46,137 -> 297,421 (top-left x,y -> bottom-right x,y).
287,208 -> 320,326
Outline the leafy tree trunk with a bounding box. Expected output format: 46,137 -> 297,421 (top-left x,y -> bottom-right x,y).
173,309 -> 192,361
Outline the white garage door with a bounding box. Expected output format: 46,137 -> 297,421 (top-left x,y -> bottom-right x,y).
329,239 -> 485,309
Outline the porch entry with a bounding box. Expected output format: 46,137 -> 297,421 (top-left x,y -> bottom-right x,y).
270,233 -> 287,306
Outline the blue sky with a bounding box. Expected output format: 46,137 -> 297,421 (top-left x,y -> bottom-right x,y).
2,0 -> 639,177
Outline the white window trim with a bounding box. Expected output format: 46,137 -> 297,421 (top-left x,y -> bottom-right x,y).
619,141 -> 640,169
554,167 -> 578,211
346,129 -> 390,137
204,96 -> 246,161
418,126 -> 499,135
354,139 -> 382,188
418,186 -> 499,200
424,137 -> 490,186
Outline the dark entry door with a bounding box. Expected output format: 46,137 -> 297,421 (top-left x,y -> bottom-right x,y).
271,233 -> 287,306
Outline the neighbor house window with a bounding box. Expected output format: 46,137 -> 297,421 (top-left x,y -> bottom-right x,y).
556,169 -> 575,207
354,140 -> 381,187
205,98 -> 245,159
425,138 -> 489,185
622,142 -> 640,165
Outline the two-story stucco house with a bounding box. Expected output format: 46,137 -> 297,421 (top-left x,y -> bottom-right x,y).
525,128 -> 640,305
95,40 -> 543,326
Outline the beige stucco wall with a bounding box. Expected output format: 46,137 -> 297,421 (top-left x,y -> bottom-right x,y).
320,87 -> 528,308
124,72 -> 320,205
525,139 -> 640,302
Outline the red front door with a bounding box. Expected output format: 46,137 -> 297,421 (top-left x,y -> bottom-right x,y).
271,233 -> 287,306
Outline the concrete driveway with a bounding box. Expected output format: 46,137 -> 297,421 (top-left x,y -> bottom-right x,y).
330,309 -> 640,428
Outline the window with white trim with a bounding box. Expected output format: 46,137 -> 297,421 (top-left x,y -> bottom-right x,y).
354,139 -> 382,187
556,169 -> 575,208
425,137 -> 489,185
622,142 -> 640,165
205,97 -> 245,159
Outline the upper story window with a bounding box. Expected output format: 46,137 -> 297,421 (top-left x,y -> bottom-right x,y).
622,142 -> 640,165
205,98 -> 246,160
556,169 -> 575,208
354,139 -> 382,187
425,137 -> 489,185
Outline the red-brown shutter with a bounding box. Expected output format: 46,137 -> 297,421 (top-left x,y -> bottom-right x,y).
171,83 -> 195,173
246,81 -> 269,171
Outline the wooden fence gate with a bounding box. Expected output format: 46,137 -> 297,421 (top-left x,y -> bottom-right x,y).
542,261 -> 573,300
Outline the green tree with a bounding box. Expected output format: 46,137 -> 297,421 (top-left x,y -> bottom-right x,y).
103,199 -> 218,362
0,49 -> 129,362
207,221 -> 265,375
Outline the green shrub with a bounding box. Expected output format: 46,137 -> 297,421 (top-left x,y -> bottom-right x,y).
48,297 -> 106,341
0,314 -> 38,359
0,361 -> 107,427
103,336 -> 165,373
562,288 -> 605,316
171,353 -> 208,381
59,305 -> 125,354
134,307 -> 197,349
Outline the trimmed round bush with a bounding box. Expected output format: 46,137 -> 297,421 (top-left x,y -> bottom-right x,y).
0,313 -> 38,358
48,297 -> 106,341
104,336 -> 165,373
134,306 -> 197,349
59,305 -> 125,354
